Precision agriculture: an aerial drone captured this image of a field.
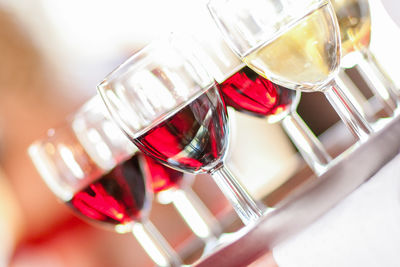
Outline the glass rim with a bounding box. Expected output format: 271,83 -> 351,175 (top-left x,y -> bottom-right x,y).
72,95 -> 139,167
96,33 -> 218,140
97,33 -> 215,91
28,138 -> 76,201
206,0 -> 244,58
207,0 -> 331,57
97,39 -> 159,92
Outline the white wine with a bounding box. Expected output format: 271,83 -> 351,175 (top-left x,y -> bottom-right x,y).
243,2 -> 340,92
331,0 -> 371,57
333,0 -> 398,115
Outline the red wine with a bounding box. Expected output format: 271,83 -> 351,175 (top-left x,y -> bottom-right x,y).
134,85 -> 228,173
217,66 -> 297,122
142,154 -> 185,193
67,155 -> 150,231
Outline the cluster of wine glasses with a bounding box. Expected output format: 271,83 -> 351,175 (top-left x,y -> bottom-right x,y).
28,0 -> 400,265
29,96 -> 227,266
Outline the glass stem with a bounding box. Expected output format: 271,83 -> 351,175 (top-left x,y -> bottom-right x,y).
336,70 -> 375,120
355,49 -> 399,115
210,164 -> 264,225
324,80 -> 373,141
281,111 -> 331,176
171,185 -> 222,242
225,107 -> 238,161
132,221 -> 182,267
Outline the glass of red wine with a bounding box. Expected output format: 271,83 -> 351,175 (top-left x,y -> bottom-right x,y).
97,34 -> 264,226
74,96 -> 222,251
203,39 -> 332,175
219,64 -> 333,175
28,109 -> 182,267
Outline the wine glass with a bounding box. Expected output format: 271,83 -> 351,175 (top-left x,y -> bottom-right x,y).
332,0 -> 399,118
203,39 -> 331,175
97,34 -> 264,225
28,112 -> 182,267
74,96 -> 222,251
207,0 -> 373,141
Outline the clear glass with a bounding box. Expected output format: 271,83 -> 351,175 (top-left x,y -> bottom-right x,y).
207,0 -> 373,140
335,70 -> 373,121
28,97 -> 181,267
332,0 -> 399,117
97,35 -> 264,225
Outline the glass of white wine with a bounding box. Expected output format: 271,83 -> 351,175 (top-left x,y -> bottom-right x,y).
207,0 -> 373,141
332,0 -> 399,118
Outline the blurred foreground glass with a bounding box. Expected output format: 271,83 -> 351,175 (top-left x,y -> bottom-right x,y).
0,168 -> 23,266
28,114 -> 181,267
207,0 -> 373,141
97,35 -> 264,225
332,0 -> 399,117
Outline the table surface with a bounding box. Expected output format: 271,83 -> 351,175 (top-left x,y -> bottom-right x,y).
193,115 -> 400,267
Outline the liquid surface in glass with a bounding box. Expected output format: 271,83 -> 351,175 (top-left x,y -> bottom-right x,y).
217,66 -> 297,123
67,155 -> 150,232
134,86 -> 228,173
243,2 -> 340,92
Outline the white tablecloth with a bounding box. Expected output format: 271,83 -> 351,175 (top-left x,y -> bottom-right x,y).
273,153 -> 400,267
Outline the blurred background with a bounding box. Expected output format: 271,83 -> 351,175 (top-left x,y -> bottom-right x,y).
0,0 -> 399,266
